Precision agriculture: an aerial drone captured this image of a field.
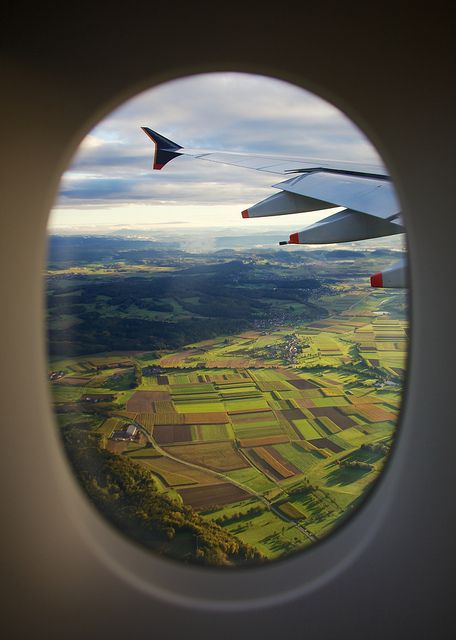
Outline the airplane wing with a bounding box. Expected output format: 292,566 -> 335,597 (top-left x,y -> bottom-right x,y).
142,127 -> 406,287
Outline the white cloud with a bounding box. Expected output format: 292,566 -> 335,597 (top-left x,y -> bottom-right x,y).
50,72 -> 383,229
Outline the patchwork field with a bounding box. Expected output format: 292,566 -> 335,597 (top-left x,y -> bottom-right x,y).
138,456 -> 219,487
163,442 -> 249,472
177,483 -> 251,510
49,287 -> 407,561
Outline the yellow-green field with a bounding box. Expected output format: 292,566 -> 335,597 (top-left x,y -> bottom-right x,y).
49,289 -> 407,560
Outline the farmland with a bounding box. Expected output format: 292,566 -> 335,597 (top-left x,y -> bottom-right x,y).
47,235 -> 407,565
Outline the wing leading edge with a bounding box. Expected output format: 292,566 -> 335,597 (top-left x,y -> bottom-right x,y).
142,127 -> 406,288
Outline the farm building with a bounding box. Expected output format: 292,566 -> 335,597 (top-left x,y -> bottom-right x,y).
112,424 -> 139,441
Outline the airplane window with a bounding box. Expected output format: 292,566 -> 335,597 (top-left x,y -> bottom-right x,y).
46,72 -> 408,568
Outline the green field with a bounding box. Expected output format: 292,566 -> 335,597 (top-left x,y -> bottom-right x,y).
48,249 -> 407,565
272,443 -> 322,473
225,468 -> 277,494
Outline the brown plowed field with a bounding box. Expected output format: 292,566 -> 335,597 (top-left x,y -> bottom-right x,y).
127,391 -> 171,412
145,457 -> 218,487
308,438 -> 343,453
355,404 -> 397,422
239,434 -> 289,448
113,410 -> 137,419
154,424 -> 192,444
247,449 -> 283,481
153,400 -> 176,412
178,483 -> 250,510
309,407 -> 356,429
136,413 -> 155,431
281,408 -> 306,421
154,412 -> 185,425
163,442 -> 249,472
206,358 -> 251,368
289,379 -> 320,390
295,398 -> 316,409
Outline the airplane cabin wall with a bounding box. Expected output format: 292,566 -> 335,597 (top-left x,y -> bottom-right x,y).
1,6 -> 455,639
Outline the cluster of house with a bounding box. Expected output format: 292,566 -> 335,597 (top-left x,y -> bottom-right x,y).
264,334 -> 304,364
81,393 -> 115,403
49,370 -> 65,381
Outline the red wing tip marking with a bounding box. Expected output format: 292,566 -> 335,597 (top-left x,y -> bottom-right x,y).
153,163 -> 165,170
288,232 -> 300,244
370,272 -> 383,287
241,210 -> 250,218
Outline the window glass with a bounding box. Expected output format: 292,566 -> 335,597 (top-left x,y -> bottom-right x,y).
47,72 -> 408,567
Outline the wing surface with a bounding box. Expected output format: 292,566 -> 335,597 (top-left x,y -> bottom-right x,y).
272,172 -> 399,219
141,128 -> 387,177
170,148 -> 388,178
142,127 -> 406,287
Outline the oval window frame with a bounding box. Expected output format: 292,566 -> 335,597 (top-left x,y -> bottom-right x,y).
46,68 -> 411,611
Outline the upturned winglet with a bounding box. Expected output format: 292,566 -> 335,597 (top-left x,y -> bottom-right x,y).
141,127 -> 183,170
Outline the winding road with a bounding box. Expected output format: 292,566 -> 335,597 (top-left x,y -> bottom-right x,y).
113,412 -> 317,543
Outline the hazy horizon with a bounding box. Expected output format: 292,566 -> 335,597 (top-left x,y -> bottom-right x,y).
47,225 -> 406,255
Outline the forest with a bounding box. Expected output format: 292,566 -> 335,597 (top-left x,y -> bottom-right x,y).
63,425 -> 265,566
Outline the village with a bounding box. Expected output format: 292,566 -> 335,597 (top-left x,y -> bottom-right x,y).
263,333 -> 306,364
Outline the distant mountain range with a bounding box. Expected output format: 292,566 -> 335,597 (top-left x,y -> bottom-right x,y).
47,233 -> 405,268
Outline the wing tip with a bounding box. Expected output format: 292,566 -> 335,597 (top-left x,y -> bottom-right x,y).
288,232 -> 300,244
141,126 -> 156,142
142,127 -> 182,170
370,272 -> 383,287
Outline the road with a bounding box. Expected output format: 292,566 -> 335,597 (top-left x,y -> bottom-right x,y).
113,412 -> 317,543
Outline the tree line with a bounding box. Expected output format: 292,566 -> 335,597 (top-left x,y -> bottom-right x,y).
62,426 -> 266,567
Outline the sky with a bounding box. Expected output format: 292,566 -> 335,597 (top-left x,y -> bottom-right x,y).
48,72 -> 386,239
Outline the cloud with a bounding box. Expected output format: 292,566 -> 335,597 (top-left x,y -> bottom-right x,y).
53,72 -> 382,222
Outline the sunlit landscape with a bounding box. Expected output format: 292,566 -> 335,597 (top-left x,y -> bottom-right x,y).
47,233 -> 407,565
